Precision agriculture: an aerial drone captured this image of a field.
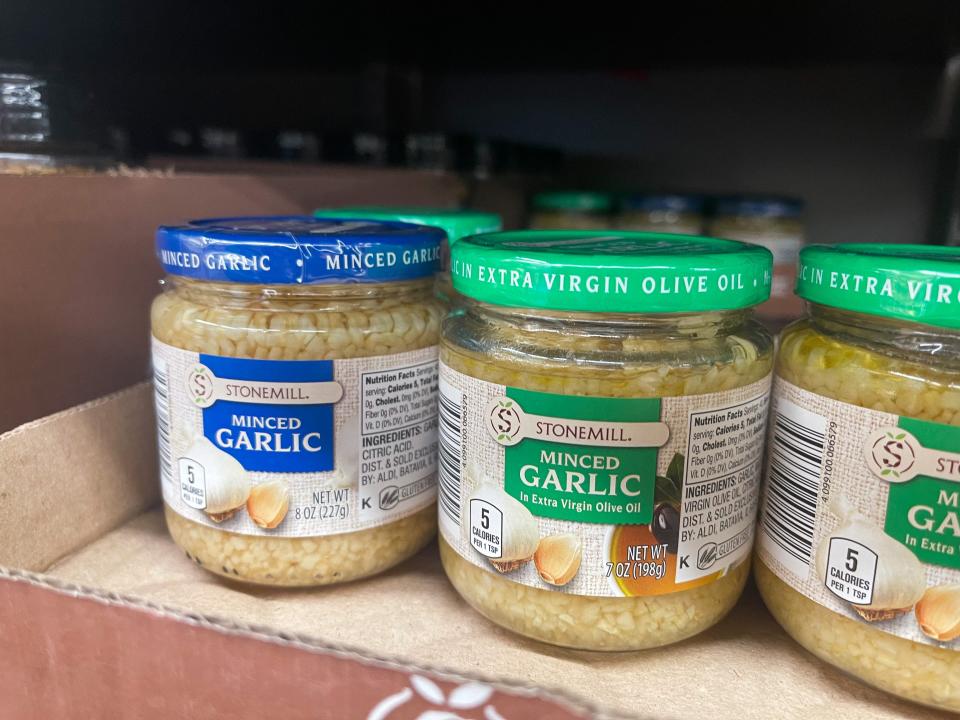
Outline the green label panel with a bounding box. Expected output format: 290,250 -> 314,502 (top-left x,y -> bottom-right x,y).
885,416 -> 960,571
503,387 -> 660,524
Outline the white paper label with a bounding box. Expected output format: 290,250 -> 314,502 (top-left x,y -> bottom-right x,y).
153,337 -> 438,537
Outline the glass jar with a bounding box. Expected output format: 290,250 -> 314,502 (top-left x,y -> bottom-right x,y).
314,206 -> 503,306
708,196 -> 804,321
529,191 -> 612,230
438,230 -> 774,650
756,244 -> 960,711
151,217 -> 444,586
617,194 -> 704,235
0,67 -> 110,173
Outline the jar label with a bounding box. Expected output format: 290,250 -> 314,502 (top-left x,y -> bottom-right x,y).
758,377 -> 960,649
152,338 -> 438,536
438,362 -> 771,597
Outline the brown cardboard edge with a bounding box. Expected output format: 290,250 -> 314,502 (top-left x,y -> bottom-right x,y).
0,381 -> 159,572
0,566 -> 626,720
0,381 -> 151,442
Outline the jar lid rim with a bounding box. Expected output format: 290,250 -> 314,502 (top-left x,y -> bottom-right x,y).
712,195 -> 804,219
620,193 -> 705,213
314,207 -> 502,244
451,230 -> 772,313
532,191 -> 614,212
797,244 -> 960,330
156,215 -> 443,285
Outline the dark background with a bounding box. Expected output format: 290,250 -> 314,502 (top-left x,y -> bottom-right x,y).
2,2 -> 960,246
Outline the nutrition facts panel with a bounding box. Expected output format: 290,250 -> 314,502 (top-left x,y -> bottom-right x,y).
358,356 -> 440,525
676,392 -> 770,583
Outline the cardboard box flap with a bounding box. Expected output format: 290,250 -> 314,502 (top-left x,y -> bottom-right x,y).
0,568 -> 598,720
0,383 -> 158,572
2,384 -> 949,719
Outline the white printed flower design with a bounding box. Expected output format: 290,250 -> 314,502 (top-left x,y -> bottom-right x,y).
367,675 -> 506,720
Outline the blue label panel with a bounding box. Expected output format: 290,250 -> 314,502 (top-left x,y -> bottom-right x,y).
200,354 -> 335,473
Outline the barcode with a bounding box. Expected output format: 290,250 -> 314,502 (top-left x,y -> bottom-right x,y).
153,358 -> 173,486
761,397 -> 827,577
438,376 -> 464,527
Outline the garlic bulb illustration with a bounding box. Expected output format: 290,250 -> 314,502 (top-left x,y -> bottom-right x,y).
534,534 -> 582,586
815,495 -> 926,621
247,480 -> 290,529
183,437 -> 251,521
468,482 -> 538,573
915,584 -> 960,642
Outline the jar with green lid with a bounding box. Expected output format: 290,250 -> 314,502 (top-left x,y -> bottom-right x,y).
438,230 -> 775,650
152,217 -> 444,587
756,244 -> 960,710
617,193 -> 704,235
529,191 -> 612,230
314,206 -> 503,305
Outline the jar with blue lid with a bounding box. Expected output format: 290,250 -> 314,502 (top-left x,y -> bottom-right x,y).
617,193 -> 704,235
151,216 -> 444,586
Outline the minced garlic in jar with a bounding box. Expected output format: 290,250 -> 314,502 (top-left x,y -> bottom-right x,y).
756,244 -> 960,711
438,230 -> 774,650
152,217 -> 444,586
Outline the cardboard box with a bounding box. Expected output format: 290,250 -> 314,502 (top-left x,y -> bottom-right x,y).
0,171 -> 948,719
0,384 -> 950,720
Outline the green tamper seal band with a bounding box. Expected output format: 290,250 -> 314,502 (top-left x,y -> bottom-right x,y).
797,244 -> 960,330
451,230 -> 773,314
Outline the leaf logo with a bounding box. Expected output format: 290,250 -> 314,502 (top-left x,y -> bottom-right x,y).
865,426 -> 918,483
187,364 -> 216,407
486,397 -> 524,446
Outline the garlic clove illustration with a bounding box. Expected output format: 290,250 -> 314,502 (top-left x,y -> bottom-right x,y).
815,496 -> 927,621
247,480 -> 290,529
183,438 -> 251,521
534,534 -> 582,586
467,483 -> 538,573
916,584 -> 960,642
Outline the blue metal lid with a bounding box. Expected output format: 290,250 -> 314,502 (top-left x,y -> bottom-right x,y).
156,216 -> 443,285
713,195 -> 804,219
621,193 -> 704,214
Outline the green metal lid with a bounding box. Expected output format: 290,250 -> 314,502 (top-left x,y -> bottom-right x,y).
532,191 -> 613,213
314,206 -> 502,244
797,244 -> 960,329
451,230 -> 772,313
